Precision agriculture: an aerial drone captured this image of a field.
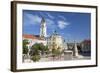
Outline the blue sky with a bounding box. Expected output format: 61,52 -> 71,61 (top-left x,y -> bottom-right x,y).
23,10 -> 91,42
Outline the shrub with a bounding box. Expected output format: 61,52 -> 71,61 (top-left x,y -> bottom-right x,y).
31,55 -> 40,62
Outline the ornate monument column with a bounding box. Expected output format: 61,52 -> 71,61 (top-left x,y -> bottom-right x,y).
73,42 -> 79,57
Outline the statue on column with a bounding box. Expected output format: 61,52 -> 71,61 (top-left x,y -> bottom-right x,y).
73,41 -> 79,57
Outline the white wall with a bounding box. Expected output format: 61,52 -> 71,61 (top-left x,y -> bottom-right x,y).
0,0 -> 99,73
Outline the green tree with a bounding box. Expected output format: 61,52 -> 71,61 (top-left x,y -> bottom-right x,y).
57,47 -> 62,59
29,43 -> 50,62
52,47 -> 62,60
29,43 -> 40,56
44,45 -> 49,55
52,48 -> 56,60
40,44 -> 49,55
29,43 -> 41,62
39,43 -> 45,55
31,55 -> 40,62
23,39 -> 29,54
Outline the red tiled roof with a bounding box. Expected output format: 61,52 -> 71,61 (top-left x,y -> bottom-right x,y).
23,34 -> 43,40
82,40 -> 91,43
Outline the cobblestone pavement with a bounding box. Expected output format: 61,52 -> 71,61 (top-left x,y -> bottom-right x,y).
24,55 -> 91,63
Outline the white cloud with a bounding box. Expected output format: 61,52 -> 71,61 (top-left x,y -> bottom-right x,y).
58,20 -> 70,29
25,13 -> 41,25
32,15 -> 41,24
25,13 -> 56,29
46,13 -> 54,19
39,12 -> 45,17
46,18 -> 56,29
46,18 -> 54,25
58,15 -> 66,20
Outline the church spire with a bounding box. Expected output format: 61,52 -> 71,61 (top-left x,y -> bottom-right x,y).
40,17 -> 47,38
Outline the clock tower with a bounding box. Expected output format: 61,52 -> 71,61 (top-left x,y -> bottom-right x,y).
40,17 -> 47,38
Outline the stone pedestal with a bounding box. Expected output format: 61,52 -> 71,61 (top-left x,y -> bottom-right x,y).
64,50 -> 73,60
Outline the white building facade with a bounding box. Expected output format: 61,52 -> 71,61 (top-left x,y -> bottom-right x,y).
47,31 -> 64,51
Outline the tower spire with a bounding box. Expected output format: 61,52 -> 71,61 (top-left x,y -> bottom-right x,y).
40,17 -> 47,38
